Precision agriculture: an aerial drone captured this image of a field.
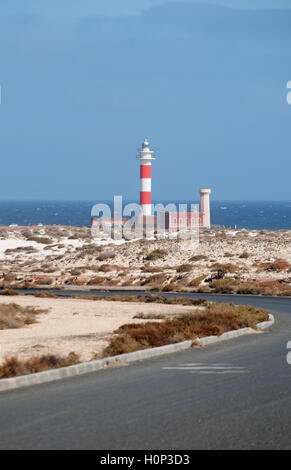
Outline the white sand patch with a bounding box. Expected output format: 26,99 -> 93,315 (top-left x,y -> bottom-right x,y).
0,295 -> 197,363
0,238 -> 44,259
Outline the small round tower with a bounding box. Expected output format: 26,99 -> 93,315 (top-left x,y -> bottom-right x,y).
199,189 -> 211,228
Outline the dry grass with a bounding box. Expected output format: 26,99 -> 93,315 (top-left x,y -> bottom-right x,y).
141,274 -> 167,286
208,278 -> 291,296
34,291 -> 57,298
98,264 -> 121,273
104,302 -> 269,355
26,236 -> 53,245
69,268 -> 85,276
86,276 -> 107,285
96,250 -> 115,261
0,352 -> 80,379
0,303 -> 48,330
141,265 -> 164,273
0,289 -> 20,296
145,249 -> 166,261
209,278 -> 240,293
188,276 -> 206,288
5,246 -> 37,254
74,244 -> 103,260
37,278 -> 53,286
72,293 -> 208,306
258,260 -> 290,272
189,255 -> 208,262
133,313 -> 166,320
176,264 -> 193,273
210,263 -> 239,273
161,284 -> 176,292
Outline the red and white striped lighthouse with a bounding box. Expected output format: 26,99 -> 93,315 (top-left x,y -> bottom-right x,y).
137,139 -> 156,216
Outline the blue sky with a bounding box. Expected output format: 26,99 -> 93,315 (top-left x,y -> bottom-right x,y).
0,0 -> 291,201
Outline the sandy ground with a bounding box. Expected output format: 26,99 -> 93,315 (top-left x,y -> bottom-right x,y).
0,295 -> 197,363
0,225 -> 289,364
0,225 -> 290,290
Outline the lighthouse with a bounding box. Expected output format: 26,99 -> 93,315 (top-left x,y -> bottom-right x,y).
137,138 -> 155,216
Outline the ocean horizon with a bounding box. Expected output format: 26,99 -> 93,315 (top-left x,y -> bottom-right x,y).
0,200 -> 290,231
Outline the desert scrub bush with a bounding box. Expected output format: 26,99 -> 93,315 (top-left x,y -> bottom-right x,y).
5,246 -> 37,254
148,284 -> 163,292
176,264 -> 193,273
209,278 -> 239,294
75,244 -> 103,259
236,285 -> 260,295
3,273 -> 17,282
104,279 -> 121,286
98,264 -> 121,273
0,289 -> 20,296
0,228 -> 9,238
253,280 -> 289,296
210,279 -> 291,296
141,274 -> 167,286
106,295 -> 140,302
69,268 -> 85,276
96,250 -> 116,261
0,352 -> 80,379
206,302 -> 268,326
56,254 -> 67,261
161,284 -> 175,292
133,313 -> 166,320
86,276 -> 107,285
279,289 -> 291,296
216,229 -> 227,240
104,302 -> 269,355
261,260 -> 290,272
145,249 -> 166,261
210,263 -> 238,274
104,293 -> 207,306
26,236 -> 53,245
34,291 -> 57,298
141,265 -> 164,273
164,297 -> 208,306
189,255 -> 208,262
0,303 -> 48,330
187,276 -> 206,288
42,268 -> 57,274
37,278 -> 53,286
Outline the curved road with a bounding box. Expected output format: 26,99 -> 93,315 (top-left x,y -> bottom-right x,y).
0,293 -> 291,450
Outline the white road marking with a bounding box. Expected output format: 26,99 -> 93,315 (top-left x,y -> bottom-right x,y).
190,370 -> 248,375
162,363 -> 248,374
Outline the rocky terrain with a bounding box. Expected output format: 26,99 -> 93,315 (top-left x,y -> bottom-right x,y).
0,225 -> 291,295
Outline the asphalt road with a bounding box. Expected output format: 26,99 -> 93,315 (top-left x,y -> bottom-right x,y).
0,294 -> 291,450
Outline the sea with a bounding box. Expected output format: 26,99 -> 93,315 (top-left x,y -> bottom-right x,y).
0,200 -> 291,231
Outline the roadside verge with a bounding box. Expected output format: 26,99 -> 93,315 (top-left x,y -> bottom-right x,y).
0,314 -> 274,393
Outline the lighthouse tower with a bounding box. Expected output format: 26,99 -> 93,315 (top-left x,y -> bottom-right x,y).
137,138 -> 155,216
